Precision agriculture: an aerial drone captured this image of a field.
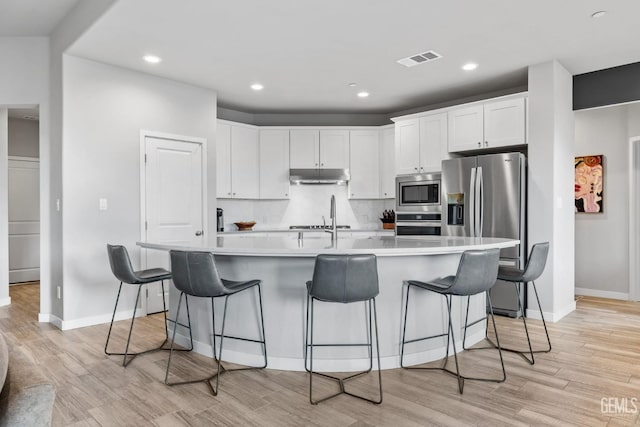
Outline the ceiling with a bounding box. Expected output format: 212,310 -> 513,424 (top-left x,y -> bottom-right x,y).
30,1 -> 640,113
0,0 -> 79,36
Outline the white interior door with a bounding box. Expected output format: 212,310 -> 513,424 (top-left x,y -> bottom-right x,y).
8,157 -> 40,283
143,134 -> 205,313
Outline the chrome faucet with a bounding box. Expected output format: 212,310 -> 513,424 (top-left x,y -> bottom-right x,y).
325,194 -> 337,241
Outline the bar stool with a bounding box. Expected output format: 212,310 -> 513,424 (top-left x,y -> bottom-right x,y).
490,242 -> 551,364
305,254 -> 382,405
400,248 -> 504,394
105,244 -> 193,367
165,250 -> 267,396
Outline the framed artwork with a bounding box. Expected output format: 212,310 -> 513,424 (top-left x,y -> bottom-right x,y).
575,155 -> 603,213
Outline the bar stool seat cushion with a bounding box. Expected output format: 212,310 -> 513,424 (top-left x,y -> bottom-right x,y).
407,277 -> 455,293
135,268 -> 172,283
496,266 -> 524,281
222,279 -> 261,294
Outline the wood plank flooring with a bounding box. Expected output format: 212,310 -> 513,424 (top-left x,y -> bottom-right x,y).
2,285 -> 640,426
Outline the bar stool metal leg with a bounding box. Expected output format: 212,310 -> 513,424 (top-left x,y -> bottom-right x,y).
307,297 -> 382,405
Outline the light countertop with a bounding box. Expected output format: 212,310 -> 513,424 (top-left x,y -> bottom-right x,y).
138,235 -> 519,257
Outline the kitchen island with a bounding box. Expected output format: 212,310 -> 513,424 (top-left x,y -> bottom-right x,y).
138,235 -> 518,371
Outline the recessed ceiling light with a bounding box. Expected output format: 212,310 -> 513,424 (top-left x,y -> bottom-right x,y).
357,91 -> 369,98
462,63 -> 478,71
143,55 -> 162,64
348,83 -> 357,87
251,83 -> 264,91
591,10 -> 607,18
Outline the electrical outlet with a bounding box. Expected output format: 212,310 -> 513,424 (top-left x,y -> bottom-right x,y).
57,286 -> 61,299
99,198 -> 108,210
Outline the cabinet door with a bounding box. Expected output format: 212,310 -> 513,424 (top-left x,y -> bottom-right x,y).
259,129 -> 290,199
395,119 -> 420,175
348,130 -> 379,199
290,130 -> 319,168
319,130 -> 349,169
230,125 -> 259,199
216,122 -> 232,198
419,113 -> 447,172
379,127 -> 395,199
448,105 -> 484,152
484,97 -> 526,148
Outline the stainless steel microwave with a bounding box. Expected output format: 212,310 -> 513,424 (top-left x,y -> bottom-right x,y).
395,173 -> 441,212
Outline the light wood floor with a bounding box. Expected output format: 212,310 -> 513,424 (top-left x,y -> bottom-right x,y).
2,284 -> 640,426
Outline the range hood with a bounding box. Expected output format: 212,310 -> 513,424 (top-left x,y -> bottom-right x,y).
289,168 -> 350,185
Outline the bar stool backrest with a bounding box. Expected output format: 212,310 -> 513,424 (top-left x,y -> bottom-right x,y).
170,250 -> 228,297
309,254 -> 379,303
447,248 -> 500,296
107,244 -> 139,284
520,242 -> 550,283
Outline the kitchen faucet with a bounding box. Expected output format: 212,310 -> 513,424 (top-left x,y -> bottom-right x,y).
325,194 -> 337,241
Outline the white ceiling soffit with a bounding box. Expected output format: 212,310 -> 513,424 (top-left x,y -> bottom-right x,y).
0,0 -> 80,36
8,108 -> 40,120
67,0 -> 640,114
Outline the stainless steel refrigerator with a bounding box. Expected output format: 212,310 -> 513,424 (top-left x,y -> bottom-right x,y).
441,152 -> 526,317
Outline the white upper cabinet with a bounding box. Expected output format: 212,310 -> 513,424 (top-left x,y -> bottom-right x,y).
319,130 -> 349,169
447,105 -> 484,152
290,129 -> 349,169
448,95 -> 526,152
379,127 -> 395,199
395,119 -> 420,175
349,130 -> 379,199
289,130 -> 319,168
216,122 -> 232,198
483,97 -> 526,148
259,129 -> 290,199
395,113 -> 447,175
217,121 -> 259,199
419,113 -> 448,173
230,125 -> 260,199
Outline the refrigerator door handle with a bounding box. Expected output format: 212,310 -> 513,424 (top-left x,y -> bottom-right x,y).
476,166 -> 483,237
469,167 -> 477,237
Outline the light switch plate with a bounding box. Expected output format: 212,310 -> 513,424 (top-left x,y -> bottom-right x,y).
99,198 -> 108,210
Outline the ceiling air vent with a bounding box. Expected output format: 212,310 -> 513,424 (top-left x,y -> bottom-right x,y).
397,50 -> 442,68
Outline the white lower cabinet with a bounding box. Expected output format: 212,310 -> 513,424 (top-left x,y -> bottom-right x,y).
259,129 -> 290,199
349,130 -> 380,199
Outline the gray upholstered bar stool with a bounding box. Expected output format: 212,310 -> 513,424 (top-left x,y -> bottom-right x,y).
305,254 -> 382,405
166,250 -> 267,396
105,244 -> 193,367
400,248 -> 504,394
490,242 -> 551,364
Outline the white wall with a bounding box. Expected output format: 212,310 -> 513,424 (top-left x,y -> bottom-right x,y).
0,109 -> 8,305
527,60 -> 575,322
218,186 -> 393,231
0,37 -> 49,310
61,55 -> 217,326
574,103 -> 640,299
8,118 -> 39,158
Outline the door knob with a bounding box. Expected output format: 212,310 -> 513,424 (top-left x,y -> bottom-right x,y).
195,230 -> 203,236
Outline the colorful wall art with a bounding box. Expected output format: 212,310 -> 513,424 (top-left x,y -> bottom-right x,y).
575,155 -> 603,213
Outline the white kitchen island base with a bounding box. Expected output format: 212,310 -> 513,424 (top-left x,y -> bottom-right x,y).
139,236 -> 518,372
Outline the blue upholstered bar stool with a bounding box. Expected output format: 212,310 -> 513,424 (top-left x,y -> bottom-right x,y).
305,254 -> 382,405
491,242 -> 551,364
105,244 -> 193,367
400,248 -> 504,394
166,250 -> 267,396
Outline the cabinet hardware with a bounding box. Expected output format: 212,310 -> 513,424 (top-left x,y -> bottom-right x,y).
484,141 -> 488,147
233,192 -> 236,195
195,230 -> 203,236
477,141 -> 481,147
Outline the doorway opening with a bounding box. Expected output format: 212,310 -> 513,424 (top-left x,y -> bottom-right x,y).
2,106 -> 41,315
629,136 -> 640,301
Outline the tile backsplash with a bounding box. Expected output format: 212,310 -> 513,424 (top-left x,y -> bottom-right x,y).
218,185 -> 394,231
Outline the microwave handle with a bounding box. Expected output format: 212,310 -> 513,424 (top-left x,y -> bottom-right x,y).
469,167 -> 476,238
